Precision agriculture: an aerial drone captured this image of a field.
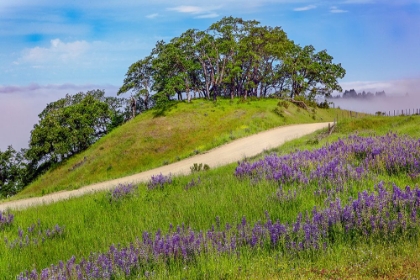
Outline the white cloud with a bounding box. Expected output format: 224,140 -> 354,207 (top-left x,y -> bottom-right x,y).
16,39 -> 90,65
146,13 -> 159,19
168,5 -> 206,14
330,6 -> 348,13
195,13 -> 220,19
293,5 -> 317,11
168,5 -> 222,18
342,0 -> 374,3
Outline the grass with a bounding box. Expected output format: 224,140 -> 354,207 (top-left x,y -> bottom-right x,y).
11,98 -> 348,200
2,114 -> 420,279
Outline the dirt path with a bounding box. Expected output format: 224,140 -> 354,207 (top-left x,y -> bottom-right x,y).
0,122 -> 332,211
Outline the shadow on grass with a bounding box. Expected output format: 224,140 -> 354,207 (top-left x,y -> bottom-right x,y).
152,101 -> 178,117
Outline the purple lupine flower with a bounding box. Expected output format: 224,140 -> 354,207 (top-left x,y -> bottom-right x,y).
18,181 -> 420,279
40,269 -> 49,280
7,223 -> 64,250
147,174 -> 172,190
236,134 -> 420,197
110,183 -> 137,202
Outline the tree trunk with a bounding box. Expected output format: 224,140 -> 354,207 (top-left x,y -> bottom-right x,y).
213,84 -> 218,101
185,78 -> 191,103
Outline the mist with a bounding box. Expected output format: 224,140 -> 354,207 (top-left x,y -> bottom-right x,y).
329,77 -> 420,115
329,95 -> 420,115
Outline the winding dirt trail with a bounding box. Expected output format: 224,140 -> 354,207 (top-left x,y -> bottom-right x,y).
0,122 -> 332,211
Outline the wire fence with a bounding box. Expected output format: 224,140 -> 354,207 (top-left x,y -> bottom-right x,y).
380,108 -> 420,117
335,108 -> 420,120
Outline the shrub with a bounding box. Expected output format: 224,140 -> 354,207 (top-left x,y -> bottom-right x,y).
190,163 -> 210,173
273,107 -> 284,117
277,100 -> 289,109
317,100 -> 331,109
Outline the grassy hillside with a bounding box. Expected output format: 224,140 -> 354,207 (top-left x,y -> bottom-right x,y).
13,98 -> 345,199
2,115 -> 420,279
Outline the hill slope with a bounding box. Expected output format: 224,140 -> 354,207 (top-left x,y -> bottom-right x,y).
0,122 -> 331,211
13,98 -> 343,199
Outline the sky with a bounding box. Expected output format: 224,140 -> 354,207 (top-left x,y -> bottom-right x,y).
1,0 -> 420,150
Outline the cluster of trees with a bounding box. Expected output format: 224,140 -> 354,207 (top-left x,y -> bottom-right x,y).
0,90 -> 130,197
119,17 -> 345,104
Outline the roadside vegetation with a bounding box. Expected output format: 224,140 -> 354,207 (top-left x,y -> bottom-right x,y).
2,115 -> 420,279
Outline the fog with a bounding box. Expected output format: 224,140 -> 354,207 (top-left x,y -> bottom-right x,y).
329,77 -> 420,115
329,95 -> 420,115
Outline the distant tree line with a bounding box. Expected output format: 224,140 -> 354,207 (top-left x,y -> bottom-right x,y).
0,17 -> 346,197
332,89 -> 386,99
118,16 -> 345,105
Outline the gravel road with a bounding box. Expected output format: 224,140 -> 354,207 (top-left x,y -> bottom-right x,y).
0,122 -> 332,211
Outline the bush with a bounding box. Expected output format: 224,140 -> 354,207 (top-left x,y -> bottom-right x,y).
317,100 -> 330,109
277,100 -> 289,109
190,163 -> 210,173
273,107 -> 284,117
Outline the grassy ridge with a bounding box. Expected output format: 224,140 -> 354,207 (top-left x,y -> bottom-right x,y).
14,98 -> 344,199
2,115 -> 420,278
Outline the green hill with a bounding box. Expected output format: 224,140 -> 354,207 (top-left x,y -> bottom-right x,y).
13,98 -> 344,199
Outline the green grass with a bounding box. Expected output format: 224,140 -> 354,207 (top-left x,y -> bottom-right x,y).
11,98 -> 347,200
2,114 -> 420,278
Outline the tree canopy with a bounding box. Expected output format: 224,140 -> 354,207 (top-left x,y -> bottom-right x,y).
119,17 -> 345,104
27,90 -> 126,174
0,146 -> 26,196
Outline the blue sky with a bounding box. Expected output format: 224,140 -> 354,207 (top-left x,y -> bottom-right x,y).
1,0 -> 420,150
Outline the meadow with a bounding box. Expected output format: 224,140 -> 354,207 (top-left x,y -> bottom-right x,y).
0,114 -> 419,278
